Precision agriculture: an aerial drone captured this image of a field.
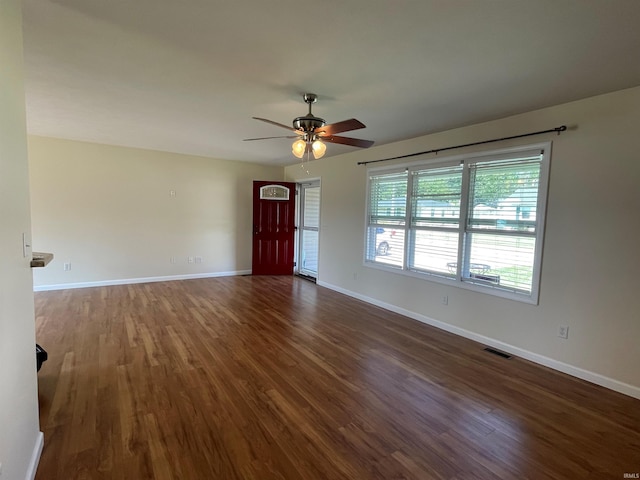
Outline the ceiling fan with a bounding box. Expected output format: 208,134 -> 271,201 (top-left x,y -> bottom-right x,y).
244,93 -> 374,159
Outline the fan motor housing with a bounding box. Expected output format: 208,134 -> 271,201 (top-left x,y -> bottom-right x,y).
293,115 -> 325,133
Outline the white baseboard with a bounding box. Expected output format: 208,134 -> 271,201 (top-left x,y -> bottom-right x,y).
318,280 -> 640,400
33,270 -> 252,292
26,431 -> 44,480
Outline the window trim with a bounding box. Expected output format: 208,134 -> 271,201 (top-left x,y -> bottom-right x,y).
364,142 -> 552,304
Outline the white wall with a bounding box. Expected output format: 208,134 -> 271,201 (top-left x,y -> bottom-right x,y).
28,137 -> 283,289
285,86 -> 640,397
0,1 -> 43,479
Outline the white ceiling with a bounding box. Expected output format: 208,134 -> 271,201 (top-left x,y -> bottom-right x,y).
22,0 -> 640,166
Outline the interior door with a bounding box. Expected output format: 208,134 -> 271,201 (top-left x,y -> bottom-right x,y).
252,181 -> 296,275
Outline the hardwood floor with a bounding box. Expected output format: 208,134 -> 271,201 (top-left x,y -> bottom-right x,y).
34,276 -> 639,479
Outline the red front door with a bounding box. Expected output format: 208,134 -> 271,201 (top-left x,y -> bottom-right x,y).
252,181 -> 296,275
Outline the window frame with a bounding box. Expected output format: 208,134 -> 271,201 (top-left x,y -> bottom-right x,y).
365,167 -> 409,268
364,142 -> 551,304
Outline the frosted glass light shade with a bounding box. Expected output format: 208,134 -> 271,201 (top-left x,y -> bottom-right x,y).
292,139 -> 306,158
312,139 -> 326,159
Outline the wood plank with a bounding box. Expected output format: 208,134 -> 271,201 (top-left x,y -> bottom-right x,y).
34,276 -> 640,479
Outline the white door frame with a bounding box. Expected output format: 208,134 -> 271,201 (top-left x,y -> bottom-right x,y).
296,180 -> 321,279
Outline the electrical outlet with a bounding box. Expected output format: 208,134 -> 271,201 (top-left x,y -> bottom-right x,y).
558,325 -> 569,339
169,189 -> 176,197
195,256 -> 203,264
188,256 -> 194,264
441,295 -> 448,305
63,262 -> 71,271
170,256 -> 176,264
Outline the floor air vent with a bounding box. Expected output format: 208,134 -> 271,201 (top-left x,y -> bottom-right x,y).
484,347 -> 512,359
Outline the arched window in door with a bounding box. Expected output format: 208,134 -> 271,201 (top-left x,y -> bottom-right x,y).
260,185 -> 290,200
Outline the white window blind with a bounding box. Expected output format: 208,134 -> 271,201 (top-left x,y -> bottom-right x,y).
409,165 -> 462,277
300,184 -> 320,276
368,171 -> 408,226
365,145 -> 550,304
462,153 -> 543,294
366,171 -> 407,268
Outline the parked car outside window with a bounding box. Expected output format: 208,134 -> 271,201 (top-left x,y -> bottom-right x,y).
376,227 -> 396,255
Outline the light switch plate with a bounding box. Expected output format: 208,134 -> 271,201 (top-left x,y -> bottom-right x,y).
22,232 -> 31,257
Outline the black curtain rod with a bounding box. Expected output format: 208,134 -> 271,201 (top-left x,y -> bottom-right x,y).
357,125 -> 567,166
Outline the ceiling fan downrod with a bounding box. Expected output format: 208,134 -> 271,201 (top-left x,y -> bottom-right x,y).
294,93 -> 325,133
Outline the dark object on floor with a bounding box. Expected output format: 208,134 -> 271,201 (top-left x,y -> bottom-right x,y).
36,344 -> 48,371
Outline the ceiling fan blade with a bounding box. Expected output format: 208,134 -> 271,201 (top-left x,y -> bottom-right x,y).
323,135 -> 375,148
252,117 -> 304,134
244,135 -> 299,141
316,118 -> 366,136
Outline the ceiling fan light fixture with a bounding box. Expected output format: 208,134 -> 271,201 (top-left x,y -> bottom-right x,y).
292,138 -> 306,158
312,139 -> 326,159
248,93 -> 373,158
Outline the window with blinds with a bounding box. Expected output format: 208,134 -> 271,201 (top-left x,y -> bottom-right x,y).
365,144 -> 550,304
299,183 -> 320,277
409,165 -> 462,277
366,170 -> 407,268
